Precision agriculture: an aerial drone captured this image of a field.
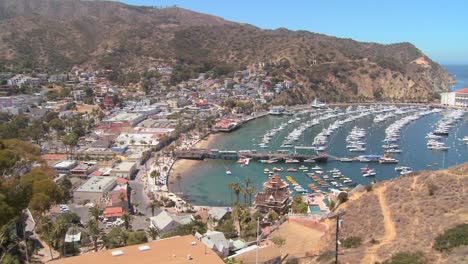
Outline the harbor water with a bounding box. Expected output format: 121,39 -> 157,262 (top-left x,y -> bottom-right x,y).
177,65 -> 468,206
177,109 -> 467,206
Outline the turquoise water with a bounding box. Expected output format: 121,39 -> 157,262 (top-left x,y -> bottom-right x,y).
309,205 -> 322,213
178,110 -> 467,206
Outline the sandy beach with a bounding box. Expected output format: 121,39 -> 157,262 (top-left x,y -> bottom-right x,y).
167,133 -> 221,191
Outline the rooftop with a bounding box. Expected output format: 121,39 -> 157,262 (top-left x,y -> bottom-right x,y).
50,235 -> 224,264
112,161 -> 136,172
456,88 -> 468,94
53,160 -> 77,169
75,176 -> 117,193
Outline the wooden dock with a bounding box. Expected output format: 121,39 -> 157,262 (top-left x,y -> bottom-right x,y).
174,149 -> 328,163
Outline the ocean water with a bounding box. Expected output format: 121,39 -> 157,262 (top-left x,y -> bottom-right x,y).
177,66 -> 468,206
444,64 -> 468,90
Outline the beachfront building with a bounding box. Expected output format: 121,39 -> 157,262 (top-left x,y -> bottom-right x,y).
254,173 -> 290,214
440,88 -> 468,108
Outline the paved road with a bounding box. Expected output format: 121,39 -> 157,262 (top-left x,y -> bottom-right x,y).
129,180 -> 150,216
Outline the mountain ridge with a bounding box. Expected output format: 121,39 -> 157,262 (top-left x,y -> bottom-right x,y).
0,0 -> 454,102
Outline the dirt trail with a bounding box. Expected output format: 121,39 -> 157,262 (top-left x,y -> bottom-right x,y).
360,186 -> 396,264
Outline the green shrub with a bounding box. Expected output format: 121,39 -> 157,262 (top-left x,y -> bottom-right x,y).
428,183 -> 438,196
126,231 -> 148,246
341,236 -> 362,248
433,224 -> 468,252
317,250 -> 334,262
271,236 -> 285,247
382,251 -> 426,264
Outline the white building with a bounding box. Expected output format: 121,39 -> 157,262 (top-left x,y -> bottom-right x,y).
440,88 -> 468,107
110,161 -> 137,179
7,74 -> 31,87
149,211 -> 193,234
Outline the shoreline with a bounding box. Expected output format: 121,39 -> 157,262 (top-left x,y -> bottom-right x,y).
167,133 -> 221,193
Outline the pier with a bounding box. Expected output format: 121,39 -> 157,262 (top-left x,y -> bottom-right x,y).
174,149 -> 329,162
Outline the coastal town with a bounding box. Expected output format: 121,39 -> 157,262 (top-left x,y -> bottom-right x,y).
2,58 -> 466,263
0,64 -> 340,263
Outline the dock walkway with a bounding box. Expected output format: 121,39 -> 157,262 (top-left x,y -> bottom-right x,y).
174,149 -> 329,162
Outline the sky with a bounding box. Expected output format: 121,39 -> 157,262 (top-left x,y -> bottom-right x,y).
121,0 -> 468,64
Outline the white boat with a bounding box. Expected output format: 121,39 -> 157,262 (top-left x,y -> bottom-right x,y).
285,159 -> 300,164
226,170 -> 232,175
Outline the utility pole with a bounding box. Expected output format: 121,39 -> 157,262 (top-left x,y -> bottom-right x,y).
333,211 -> 345,264
256,217 -> 259,264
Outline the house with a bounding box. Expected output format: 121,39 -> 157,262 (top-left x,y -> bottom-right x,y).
50,235 -> 224,264
208,207 -> 231,222
149,211 -> 193,234
254,174 -> 290,213
41,154 -> 68,166
70,162 -> 97,178
104,207 -> 124,220
196,231 -> 231,257
106,188 -> 128,209
53,160 -> 77,175
110,161 -> 136,179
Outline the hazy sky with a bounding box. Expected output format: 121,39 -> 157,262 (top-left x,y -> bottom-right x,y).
122,0 -> 468,64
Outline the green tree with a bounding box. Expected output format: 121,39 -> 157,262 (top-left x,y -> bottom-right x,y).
147,200 -> 160,217
267,209 -> 279,222
88,206 -> 101,222
229,183 -> 242,204
146,227 -> 159,240
49,118 -> 65,132
291,195 -> 308,214
121,213 -> 133,230
103,227 -> 127,249
39,218 -> 56,260
87,219 -> 101,252
62,133 -> 78,156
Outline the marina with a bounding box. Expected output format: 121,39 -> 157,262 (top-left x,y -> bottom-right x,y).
174,106 -> 468,206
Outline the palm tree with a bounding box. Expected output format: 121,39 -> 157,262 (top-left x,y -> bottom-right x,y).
228,183 -> 235,205
232,183 -> 242,204
243,177 -> 251,205
121,213 -> 133,230
87,219 -> 101,252
244,177 -> 251,188
53,217 -> 70,257
40,218 -> 55,260
147,200 -> 160,217
146,226 -> 159,240
246,186 -> 255,206
88,206 -> 100,222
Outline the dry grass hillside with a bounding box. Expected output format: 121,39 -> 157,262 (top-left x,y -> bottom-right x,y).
0,0 -> 454,102
316,163 -> 468,264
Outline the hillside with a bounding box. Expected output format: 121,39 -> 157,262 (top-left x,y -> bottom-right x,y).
0,0 -> 454,102
317,163 -> 468,264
